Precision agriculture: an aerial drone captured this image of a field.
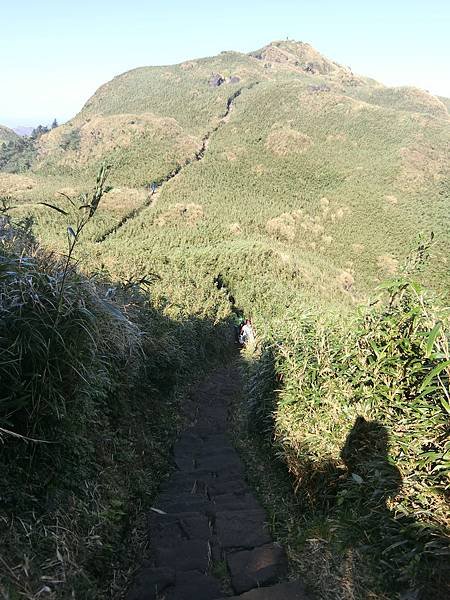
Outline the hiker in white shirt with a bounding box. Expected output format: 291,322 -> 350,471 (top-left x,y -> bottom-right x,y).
239,319 -> 255,345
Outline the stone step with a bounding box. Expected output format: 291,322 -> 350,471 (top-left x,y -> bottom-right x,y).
127,567 -> 223,600
160,469 -> 247,496
195,452 -> 243,472
126,368 -> 310,600
148,511 -> 211,545
173,442 -> 234,460
155,495 -> 214,516
154,538 -> 210,571
224,580 -> 312,599
163,571 -> 223,600
215,509 -> 271,549
213,492 -> 263,513
226,542 -> 288,594
127,566 -> 174,600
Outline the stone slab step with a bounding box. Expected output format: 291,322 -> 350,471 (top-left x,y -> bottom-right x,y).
148,512 -> 211,545
127,566 -> 174,600
195,453 -> 243,472
164,570 -> 223,600
227,542 -> 288,594
213,492 -> 263,513
155,493 -> 213,515
161,470 -> 246,498
215,509 -> 271,549
208,478 -> 250,497
154,539 -> 210,571
224,580 -> 312,599
127,567 -> 223,600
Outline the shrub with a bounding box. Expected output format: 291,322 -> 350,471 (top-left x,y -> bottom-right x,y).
0,217 -> 142,487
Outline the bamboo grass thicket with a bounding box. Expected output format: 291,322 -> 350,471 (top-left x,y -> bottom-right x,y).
245,270 -> 450,595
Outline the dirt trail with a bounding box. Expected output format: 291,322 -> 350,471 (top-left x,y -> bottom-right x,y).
126,366 -> 311,600
97,84 -> 258,243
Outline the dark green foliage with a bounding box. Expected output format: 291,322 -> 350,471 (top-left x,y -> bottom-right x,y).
30,124 -> 50,139
0,211 -> 234,598
59,127 -> 80,151
0,136 -> 37,172
0,219 -> 139,470
0,123 -> 53,172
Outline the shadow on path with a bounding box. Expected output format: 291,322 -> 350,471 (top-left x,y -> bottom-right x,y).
126,365 -> 311,600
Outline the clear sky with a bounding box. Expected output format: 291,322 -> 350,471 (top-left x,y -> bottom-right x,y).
1,0 -> 449,127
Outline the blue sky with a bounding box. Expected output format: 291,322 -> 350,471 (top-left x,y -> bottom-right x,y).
1,0 -> 449,127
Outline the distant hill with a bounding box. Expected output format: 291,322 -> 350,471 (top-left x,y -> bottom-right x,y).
33,39 -> 448,178
13,126 -> 34,137
0,125 -> 20,145
2,40 -> 449,305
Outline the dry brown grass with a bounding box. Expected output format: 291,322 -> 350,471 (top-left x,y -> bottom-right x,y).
397,142 -> 448,189
37,113 -> 199,167
180,61 -> 196,70
266,127 -> 312,156
266,210 -> 304,241
222,146 -> 245,161
155,203 -> 204,226
229,222 -> 242,235
252,163 -> 267,175
254,41 -> 350,78
352,243 -> 365,255
337,270 -> 355,291
99,187 -> 148,215
327,133 -> 347,143
395,87 -> 448,118
51,186 -> 79,200
376,254 -> 398,275
0,173 -> 37,198
266,200 -> 350,246
294,540 -> 391,600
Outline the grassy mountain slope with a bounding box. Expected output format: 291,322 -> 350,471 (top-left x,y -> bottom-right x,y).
0,124 -> 20,145
2,40 -> 449,599
4,41 -> 448,302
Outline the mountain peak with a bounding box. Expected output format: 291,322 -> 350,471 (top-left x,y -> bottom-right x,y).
249,39 -> 350,75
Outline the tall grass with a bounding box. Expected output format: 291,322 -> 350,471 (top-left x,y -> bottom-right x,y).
246,269 -> 449,597
0,183 -> 235,598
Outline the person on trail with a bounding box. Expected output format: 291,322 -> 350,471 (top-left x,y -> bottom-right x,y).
239,319 -> 255,346
232,313 -> 245,343
151,181 -> 157,194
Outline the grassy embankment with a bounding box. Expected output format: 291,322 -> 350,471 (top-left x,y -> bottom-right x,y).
237,253 -> 449,599
0,172 -> 233,599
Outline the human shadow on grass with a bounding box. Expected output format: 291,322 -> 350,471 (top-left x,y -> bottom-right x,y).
289,415 -> 449,600
334,417 -> 450,599
244,344 -> 449,600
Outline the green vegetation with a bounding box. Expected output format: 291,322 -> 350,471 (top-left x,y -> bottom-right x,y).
0,172 -> 233,598
1,40 -> 449,599
0,125 -> 19,146
243,251 -> 449,598
0,124 -> 53,173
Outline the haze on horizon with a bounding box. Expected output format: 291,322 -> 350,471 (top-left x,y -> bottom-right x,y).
1,0 -> 449,128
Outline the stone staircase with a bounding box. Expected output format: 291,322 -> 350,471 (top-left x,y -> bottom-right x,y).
127,368 -> 311,600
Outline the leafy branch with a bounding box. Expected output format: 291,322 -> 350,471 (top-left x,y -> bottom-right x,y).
39,164 -> 112,323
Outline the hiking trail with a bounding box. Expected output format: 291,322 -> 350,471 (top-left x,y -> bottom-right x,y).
96,84 -> 258,243
126,365 -> 311,600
